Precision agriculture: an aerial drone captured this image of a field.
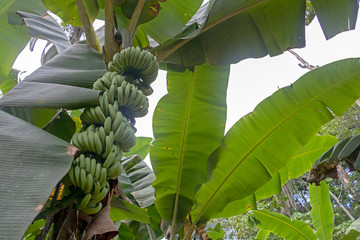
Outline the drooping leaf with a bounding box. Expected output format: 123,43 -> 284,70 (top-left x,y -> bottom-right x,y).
0,110 -> 75,240
123,137 -> 152,159
253,209 -> 317,240
120,155 -> 156,208
43,109 -> 76,142
150,62 -> 229,229
43,0 -> 99,27
0,0 -> 46,83
41,44 -> 58,64
341,218 -> 360,240
155,0 -> 305,67
155,0 -> 359,68
190,58 -> 360,224
24,43 -> 106,89
308,134 -> 360,184
18,11 -> 70,53
0,81 -> 100,109
309,181 -> 334,240
110,196 -> 150,223
311,0 -> 358,39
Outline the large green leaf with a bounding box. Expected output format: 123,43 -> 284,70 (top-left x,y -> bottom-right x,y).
155,0 -> 305,67
18,11 -> 70,52
253,209 -> 317,240
155,0 -> 359,67
43,0 -> 99,27
150,62 -> 229,229
0,81 -> 100,109
141,0 -> 203,43
190,58 -> 360,225
0,110 -> 74,240
110,196 -> 150,223
24,43 -> 106,89
311,0 -> 358,39
0,0 -> 46,83
309,181 -> 334,240
212,135 -> 337,218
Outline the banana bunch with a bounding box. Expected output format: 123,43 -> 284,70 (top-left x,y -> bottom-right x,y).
67,47 -> 158,215
108,46 -> 158,84
67,154 -> 110,214
108,47 -> 158,96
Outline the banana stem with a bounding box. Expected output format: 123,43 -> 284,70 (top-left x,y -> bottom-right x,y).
75,0 -> 101,52
128,0 -> 146,39
104,0 -> 119,65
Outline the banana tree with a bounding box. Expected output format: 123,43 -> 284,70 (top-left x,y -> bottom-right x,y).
0,0 -> 359,240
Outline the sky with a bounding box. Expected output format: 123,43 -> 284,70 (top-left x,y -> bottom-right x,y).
12,12 -> 360,141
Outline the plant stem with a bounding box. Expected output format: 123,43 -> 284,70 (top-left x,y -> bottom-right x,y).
75,0 -> 101,52
104,0 -> 119,64
128,0 -> 146,39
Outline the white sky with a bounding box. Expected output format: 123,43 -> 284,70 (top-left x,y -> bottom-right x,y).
13,13 -> 360,141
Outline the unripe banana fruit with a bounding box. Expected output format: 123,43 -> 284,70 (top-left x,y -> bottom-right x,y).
68,47 -> 158,215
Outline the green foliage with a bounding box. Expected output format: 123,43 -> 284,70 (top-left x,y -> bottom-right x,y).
319,102 -> 360,140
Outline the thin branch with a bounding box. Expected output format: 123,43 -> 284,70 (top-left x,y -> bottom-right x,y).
146,224 -> 156,240
104,0 -> 119,64
287,49 -> 319,70
156,0 -> 268,63
128,0 -> 146,39
76,0 -> 101,52
329,190 -> 355,220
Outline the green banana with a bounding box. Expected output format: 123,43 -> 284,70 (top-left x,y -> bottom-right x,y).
84,173 -> 94,194
107,161 -> 123,179
81,202 -> 102,215
77,193 -> 92,210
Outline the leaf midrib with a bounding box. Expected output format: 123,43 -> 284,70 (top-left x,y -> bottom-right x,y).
171,69 -> 197,229
0,0 -> 16,17
317,186 -> 328,240
192,67 -> 356,226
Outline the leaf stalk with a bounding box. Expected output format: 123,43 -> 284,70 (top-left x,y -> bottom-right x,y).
75,0 -> 101,52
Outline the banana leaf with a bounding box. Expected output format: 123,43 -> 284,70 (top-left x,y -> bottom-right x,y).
253,209 -> 317,240
190,58 -> 360,225
309,181 -> 334,240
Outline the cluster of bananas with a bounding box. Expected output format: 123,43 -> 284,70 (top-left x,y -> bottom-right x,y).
108,46 -> 158,96
67,47 -> 159,215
